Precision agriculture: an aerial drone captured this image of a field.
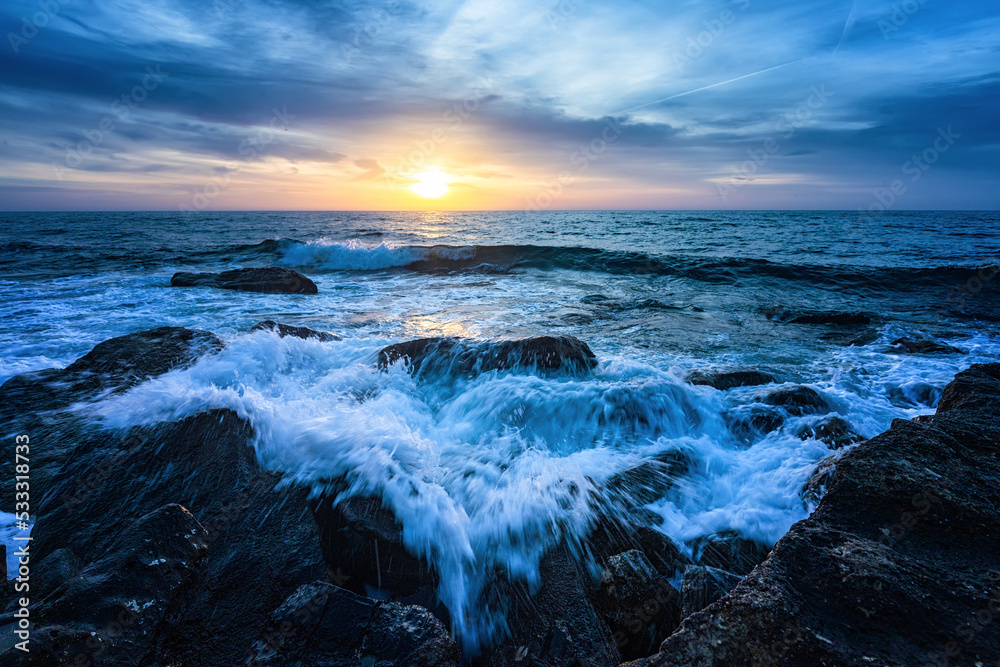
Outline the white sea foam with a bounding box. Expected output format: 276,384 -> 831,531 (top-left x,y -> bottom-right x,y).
80,327 -> 963,648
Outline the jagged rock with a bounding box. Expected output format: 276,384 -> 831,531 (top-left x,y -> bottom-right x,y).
0,327 -> 224,512
800,455 -> 837,507
250,319 -> 341,341
758,384 -> 830,415
680,565 -> 743,618
686,369 -> 776,390
309,491 -> 438,602
635,363 -> 1000,666
602,451 -> 691,509
481,543 -> 621,667
0,504 -> 208,666
593,550 -> 682,661
377,335 -> 598,376
891,336 -> 964,354
689,531 -> 772,576
796,415 -> 864,449
171,267 -> 318,294
245,582 -> 459,666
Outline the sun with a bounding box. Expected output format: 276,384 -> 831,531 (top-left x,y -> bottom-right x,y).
408,169 -> 451,198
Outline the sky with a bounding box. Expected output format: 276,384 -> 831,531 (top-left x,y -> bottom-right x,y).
0,0 -> 997,211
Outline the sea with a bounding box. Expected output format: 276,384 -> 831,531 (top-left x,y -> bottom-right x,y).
1,210 -> 998,647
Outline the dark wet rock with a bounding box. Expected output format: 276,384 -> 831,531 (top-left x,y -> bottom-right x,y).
689,531 -> 772,576
789,311 -> 872,325
821,328 -> 881,347
800,455 -> 837,507
636,363 -> 1000,667
309,491 -> 439,606
0,326 -> 223,417
592,550 -> 682,661
724,405 -> 785,443
0,504 -> 208,666
0,327 -> 224,510
245,581 -> 460,667
32,548 -> 83,601
891,336 -> 965,354
796,414 -> 864,449
481,543 -> 621,667
680,565 -> 743,618
171,267 -> 318,294
377,335 -> 598,376
887,381 -> 941,408
686,368 -> 776,390
250,319 -> 341,341
758,384 -> 830,415
603,451 -> 691,509
587,516 -> 691,583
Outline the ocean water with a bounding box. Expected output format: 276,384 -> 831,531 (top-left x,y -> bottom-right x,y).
2,210 -> 999,648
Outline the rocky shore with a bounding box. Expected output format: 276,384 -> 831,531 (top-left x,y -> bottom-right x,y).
1,326 -> 997,666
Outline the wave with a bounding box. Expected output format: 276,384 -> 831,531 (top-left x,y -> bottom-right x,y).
228,238 -> 1000,292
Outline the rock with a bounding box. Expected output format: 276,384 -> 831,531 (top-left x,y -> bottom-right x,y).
637,363 -> 1000,666
593,550 -> 682,661
686,369 -> 776,390
31,548 -> 82,601
680,565 -> 743,618
723,405 -> 785,443
891,336 -> 965,354
821,329 -> 881,347
251,319 -> 341,341
481,543 -> 621,667
309,491 -> 438,602
796,415 -> 863,449
0,504 -> 208,666
758,384 -> 830,415
245,582 -> 460,666
603,451 -> 691,509
171,267 -> 318,294
689,531 -> 772,576
800,455 -> 837,507
0,327 -> 224,511
377,335 -> 598,376
789,311 -> 872,325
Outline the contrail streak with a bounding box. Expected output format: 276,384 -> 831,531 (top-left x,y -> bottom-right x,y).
614,59 -> 804,115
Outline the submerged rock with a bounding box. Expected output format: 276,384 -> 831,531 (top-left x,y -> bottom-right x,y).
758,384 -> 830,415
795,414 -> 864,449
377,335 -> 598,376
636,363 -> 1000,666
246,582 -> 459,666
171,267 -> 318,294
251,319 -> 341,341
891,336 -> 965,354
686,368 -> 776,390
